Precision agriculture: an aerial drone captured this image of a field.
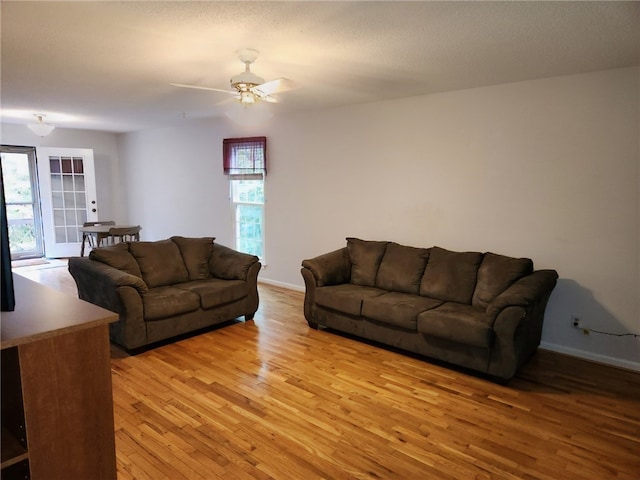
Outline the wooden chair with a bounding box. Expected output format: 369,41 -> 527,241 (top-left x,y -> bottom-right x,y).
82,220 -> 115,249
108,226 -> 141,245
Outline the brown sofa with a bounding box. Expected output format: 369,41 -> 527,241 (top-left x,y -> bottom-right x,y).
69,236 -> 261,351
301,238 -> 558,381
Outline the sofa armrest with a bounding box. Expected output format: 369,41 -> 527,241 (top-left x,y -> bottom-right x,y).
210,243 -> 260,281
486,269 -> 558,379
301,247 -> 351,287
300,247 -> 350,328
487,270 -> 558,322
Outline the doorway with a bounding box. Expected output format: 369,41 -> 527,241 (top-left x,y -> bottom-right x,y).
0,146 -> 44,260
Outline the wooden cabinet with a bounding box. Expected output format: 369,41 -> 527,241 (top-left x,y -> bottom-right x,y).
1,275 -> 118,480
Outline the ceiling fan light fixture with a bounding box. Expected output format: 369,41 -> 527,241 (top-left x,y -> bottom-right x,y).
171,48 -> 295,112
27,114 -> 55,137
240,92 -> 257,104
225,102 -> 273,126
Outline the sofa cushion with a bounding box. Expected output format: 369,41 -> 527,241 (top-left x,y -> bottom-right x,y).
129,240 -> 189,288
89,242 -> 143,278
315,284 -> 386,317
178,279 -> 247,310
420,246 -> 483,304
346,238 -> 389,287
362,292 -> 443,331
472,252 -> 533,309
171,236 -> 215,281
417,302 -> 493,348
141,286 -> 200,321
375,243 -> 430,294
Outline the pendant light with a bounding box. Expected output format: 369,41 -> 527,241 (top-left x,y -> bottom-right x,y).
27,114 -> 55,137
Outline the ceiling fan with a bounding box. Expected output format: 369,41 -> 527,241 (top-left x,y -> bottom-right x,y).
171,49 -> 296,106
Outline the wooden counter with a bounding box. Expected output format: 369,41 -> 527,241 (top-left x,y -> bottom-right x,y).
1,274 -> 118,480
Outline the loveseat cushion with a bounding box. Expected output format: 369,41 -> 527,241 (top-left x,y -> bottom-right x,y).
417,303 -> 493,348
178,279 -> 247,310
129,240 -> 189,288
315,284 -> 386,317
420,246 -> 483,304
347,238 -> 388,287
171,236 -> 215,280
362,292 -> 443,331
141,286 -> 200,321
472,252 -> 533,309
375,243 -> 430,294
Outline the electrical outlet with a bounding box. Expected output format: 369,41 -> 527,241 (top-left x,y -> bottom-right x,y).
571,315 -> 581,328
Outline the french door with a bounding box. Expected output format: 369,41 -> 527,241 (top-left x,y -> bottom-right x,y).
37,148 -> 98,258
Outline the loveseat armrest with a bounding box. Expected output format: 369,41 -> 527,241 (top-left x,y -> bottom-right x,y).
210,243 -> 260,281
69,257 -> 148,351
301,247 -> 351,287
69,256 -> 148,304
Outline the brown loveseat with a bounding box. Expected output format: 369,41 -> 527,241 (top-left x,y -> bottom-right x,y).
69,237 -> 261,351
301,238 -> 558,381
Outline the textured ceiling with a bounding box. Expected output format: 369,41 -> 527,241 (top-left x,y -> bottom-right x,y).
1,1 -> 638,133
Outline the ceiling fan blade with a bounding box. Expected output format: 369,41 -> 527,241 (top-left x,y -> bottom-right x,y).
262,95 -> 279,104
170,83 -> 236,95
252,78 -> 296,97
215,96 -> 240,106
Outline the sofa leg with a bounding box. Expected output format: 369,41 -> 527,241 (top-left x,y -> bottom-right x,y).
245,313 -> 255,321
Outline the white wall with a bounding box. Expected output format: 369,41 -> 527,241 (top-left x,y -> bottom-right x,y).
116,119 -> 239,244
2,67 -> 636,369
0,123 -> 124,222
118,66 -> 639,370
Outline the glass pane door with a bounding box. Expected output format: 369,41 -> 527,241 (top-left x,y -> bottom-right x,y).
37,147 -> 97,258
49,156 -> 88,244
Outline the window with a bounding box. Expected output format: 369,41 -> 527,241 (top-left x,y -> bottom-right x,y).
0,146 -> 44,259
230,179 -> 264,258
223,137 -> 266,260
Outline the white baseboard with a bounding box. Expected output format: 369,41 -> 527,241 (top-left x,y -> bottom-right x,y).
540,341 -> 640,373
258,277 -> 305,292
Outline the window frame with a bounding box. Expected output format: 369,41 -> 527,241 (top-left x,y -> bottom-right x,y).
223,137 -> 267,261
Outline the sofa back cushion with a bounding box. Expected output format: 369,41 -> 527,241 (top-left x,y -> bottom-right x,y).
375,243 -> 430,294
129,239 -> 189,288
89,243 -> 142,278
346,238 -> 389,287
170,236 -> 215,280
472,252 -> 533,309
419,246 -> 483,304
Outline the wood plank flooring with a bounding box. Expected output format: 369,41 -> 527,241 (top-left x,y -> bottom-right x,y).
15,264 -> 640,479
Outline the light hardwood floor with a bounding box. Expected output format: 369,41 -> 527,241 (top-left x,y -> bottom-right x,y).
14,262 -> 640,479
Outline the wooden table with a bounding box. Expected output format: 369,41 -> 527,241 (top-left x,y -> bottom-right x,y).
1,275 -> 118,480
79,224 -> 138,256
